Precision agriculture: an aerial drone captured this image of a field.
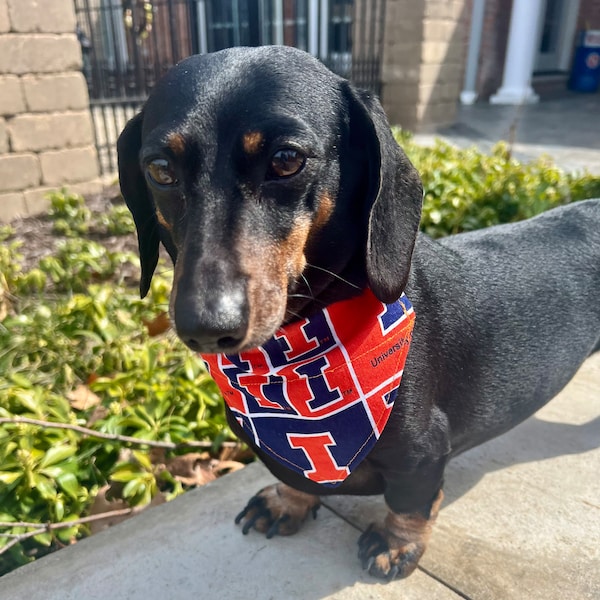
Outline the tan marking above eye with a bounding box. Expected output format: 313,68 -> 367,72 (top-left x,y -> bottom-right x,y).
166,133 -> 186,156
242,130 -> 265,155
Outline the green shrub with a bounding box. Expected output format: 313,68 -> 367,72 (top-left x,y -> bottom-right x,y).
394,130 -> 600,237
99,204 -> 137,236
0,192 -> 228,574
49,190 -> 92,237
39,239 -> 136,293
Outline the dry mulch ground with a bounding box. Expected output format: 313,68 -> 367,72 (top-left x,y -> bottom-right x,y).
7,185 -> 142,284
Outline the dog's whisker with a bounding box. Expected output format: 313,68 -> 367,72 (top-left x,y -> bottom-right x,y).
305,263 -> 361,290
300,273 -> 315,298
287,293 -> 326,304
287,292 -> 329,312
284,306 -> 306,321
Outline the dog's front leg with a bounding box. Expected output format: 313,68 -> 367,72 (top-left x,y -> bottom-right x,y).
358,418 -> 449,580
358,488 -> 443,580
235,483 -> 321,538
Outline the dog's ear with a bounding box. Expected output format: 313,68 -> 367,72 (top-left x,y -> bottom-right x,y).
117,111 -> 159,298
344,84 -> 423,303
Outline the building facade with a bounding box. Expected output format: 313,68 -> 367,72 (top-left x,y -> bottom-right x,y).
463,0 -> 600,104
382,0 -> 600,131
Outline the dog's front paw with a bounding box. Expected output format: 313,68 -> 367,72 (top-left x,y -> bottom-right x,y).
358,490 -> 443,580
235,483 -> 320,538
358,523 -> 425,580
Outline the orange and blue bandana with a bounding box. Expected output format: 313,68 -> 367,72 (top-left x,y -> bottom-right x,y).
202,289 -> 415,488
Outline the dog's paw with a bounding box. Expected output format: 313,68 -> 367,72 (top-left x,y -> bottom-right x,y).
358,490 -> 443,581
358,523 -> 425,580
235,483 -> 320,538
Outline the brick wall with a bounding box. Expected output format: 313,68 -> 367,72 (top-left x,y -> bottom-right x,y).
0,0 -> 101,221
381,0 -> 470,131
578,0 -> 600,29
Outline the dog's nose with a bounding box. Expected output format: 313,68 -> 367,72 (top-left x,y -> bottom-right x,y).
174,289 -> 248,353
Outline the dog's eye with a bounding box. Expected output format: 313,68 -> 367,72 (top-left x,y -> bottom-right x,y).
268,149 -> 306,179
147,158 -> 178,186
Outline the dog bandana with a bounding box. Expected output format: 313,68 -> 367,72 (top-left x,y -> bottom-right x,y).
201,289 -> 415,488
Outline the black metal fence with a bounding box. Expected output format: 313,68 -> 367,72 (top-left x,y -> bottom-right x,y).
74,0 -> 387,175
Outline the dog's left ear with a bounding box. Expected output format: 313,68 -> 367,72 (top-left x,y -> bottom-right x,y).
117,110 -> 160,298
343,84 -> 423,303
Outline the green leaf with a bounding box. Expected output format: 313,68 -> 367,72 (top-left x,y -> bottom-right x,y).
110,468 -> 138,483
0,513 -> 16,522
33,474 -> 56,500
122,478 -> 142,500
55,523 -> 80,543
9,373 -> 33,389
54,497 -> 65,521
39,445 -> 76,469
132,451 -> 153,471
57,472 -> 80,500
0,471 -> 22,484
33,531 -> 53,546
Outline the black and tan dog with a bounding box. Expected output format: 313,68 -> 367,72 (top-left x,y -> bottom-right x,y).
117,46 -> 600,580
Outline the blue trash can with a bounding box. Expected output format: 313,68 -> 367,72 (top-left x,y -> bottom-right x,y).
569,30 -> 600,92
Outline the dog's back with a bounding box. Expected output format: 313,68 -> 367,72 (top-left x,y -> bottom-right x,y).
405,198 -> 600,453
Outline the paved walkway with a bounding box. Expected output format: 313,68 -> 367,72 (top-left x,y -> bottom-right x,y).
2,97 -> 599,599
416,93 -> 600,175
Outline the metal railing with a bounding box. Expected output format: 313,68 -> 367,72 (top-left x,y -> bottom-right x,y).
74,0 -> 386,174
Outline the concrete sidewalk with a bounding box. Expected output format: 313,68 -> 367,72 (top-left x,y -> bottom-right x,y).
415,93 -> 600,175
2,353 -> 598,599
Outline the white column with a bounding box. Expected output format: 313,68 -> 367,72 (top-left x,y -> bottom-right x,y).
308,0 -> 319,56
274,0 -> 284,46
196,0 -> 208,54
320,0 -> 329,60
490,0 -> 545,105
460,0 -> 487,104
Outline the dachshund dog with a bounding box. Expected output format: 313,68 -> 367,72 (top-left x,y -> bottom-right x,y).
117,46 -> 600,580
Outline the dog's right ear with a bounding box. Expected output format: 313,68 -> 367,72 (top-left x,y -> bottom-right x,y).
117,111 -> 159,298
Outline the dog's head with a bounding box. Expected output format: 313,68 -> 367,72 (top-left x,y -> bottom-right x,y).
118,46 -> 422,354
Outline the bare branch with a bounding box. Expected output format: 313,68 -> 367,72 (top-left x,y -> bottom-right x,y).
0,416 -> 238,450
0,507 -> 140,555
